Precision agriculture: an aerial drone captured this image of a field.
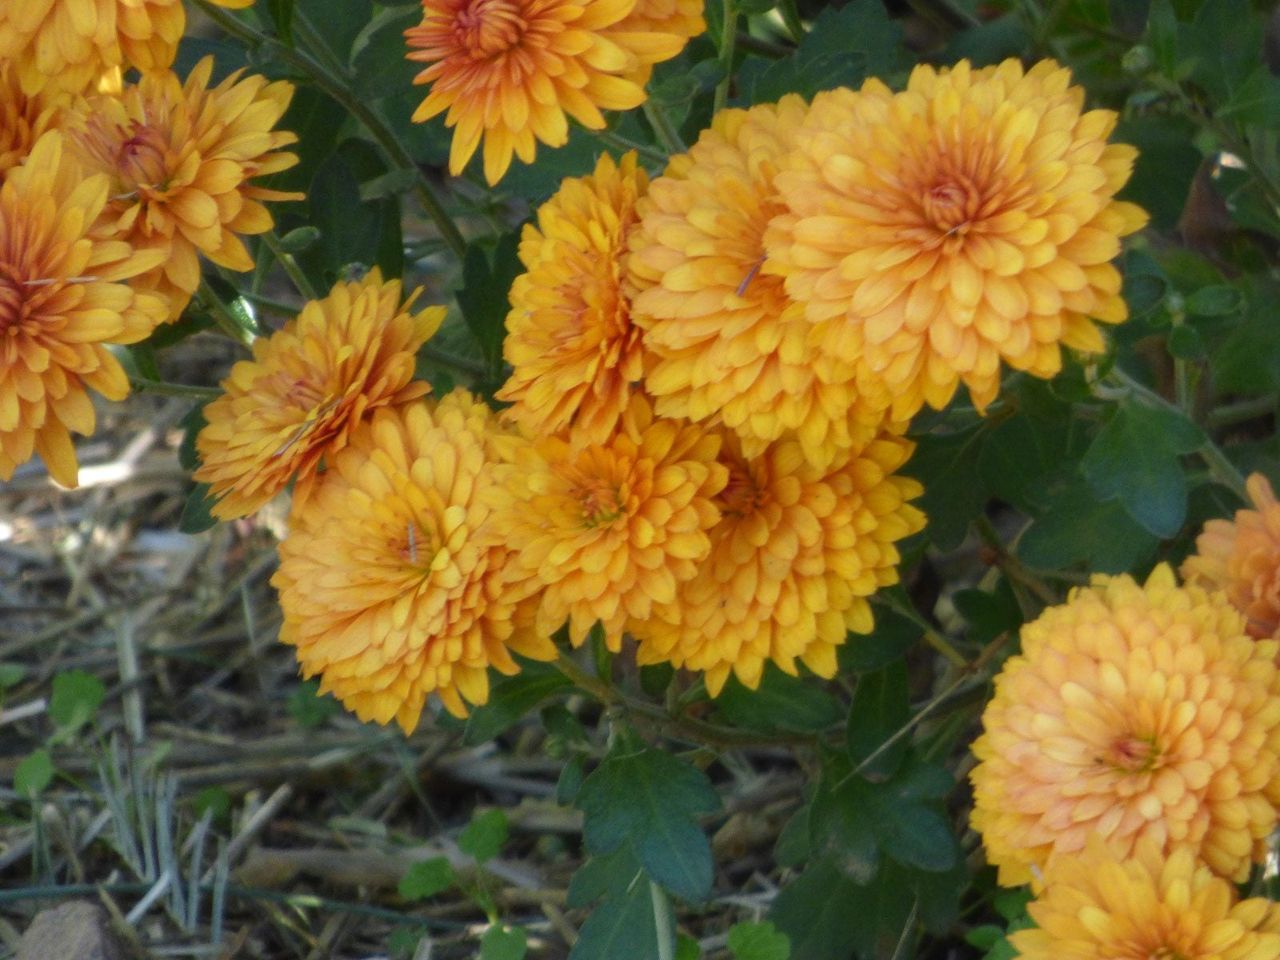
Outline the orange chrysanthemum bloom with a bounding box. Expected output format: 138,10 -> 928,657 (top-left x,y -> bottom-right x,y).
0,0 -> 184,96
765,58 -> 1149,420
194,271 -> 445,520
970,565 -> 1280,887
404,0 -> 690,184
0,66 -> 66,178
616,0 -> 705,83
497,151 -> 649,445
629,96 -> 889,469
0,132 -> 166,486
1011,836 -> 1280,960
273,392 -> 556,730
1183,474 -> 1280,640
66,58 -> 301,322
633,430 -> 924,695
490,394 -> 727,648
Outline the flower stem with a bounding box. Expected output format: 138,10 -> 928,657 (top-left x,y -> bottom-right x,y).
642,101 -> 686,155
192,0 -> 468,262
261,232 -> 319,300
873,593 -> 968,668
199,280 -> 256,346
779,0 -> 806,43
591,129 -> 668,165
128,377 -> 221,400
714,0 -> 739,114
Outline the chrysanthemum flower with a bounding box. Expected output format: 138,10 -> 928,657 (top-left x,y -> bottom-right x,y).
194,271 -> 445,520
0,66 -> 66,178
0,0 -> 184,96
633,430 -> 924,695
629,96 -> 889,469
615,0 -> 705,83
273,392 -> 557,730
0,132 -> 167,486
490,394 -> 727,648
1010,836 -> 1280,960
1183,474 -> 1280,640
404,0 -> 690,184
970,564 -> 1280,887
66,58 -> 301,322
497,151 -> 648,445
765,58 -> 1149,420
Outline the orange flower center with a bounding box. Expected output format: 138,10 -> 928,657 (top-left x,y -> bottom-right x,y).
720,463 -> 767,517
455,0 -> 526,57
116,124 -> 169,188
1105,734 -> 1160,774
577,477 -> 623,527
0,271 -> 22,331
921,176 -> 981,233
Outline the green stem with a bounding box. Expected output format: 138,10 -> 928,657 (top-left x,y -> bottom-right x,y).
591,129 -> 668,166
128,377 -> 221,401
779,0 -> 806,44
260,232 -> 319,301
421,344 -> 489,381
642,101 -> 686,155
735,31 -> 792,59
650,881 -> 676,960
199,280 -> 256,346
873,593 -> 968,668
1206,394 -> 1278,429
973,515 -> 1059,607
714,0 -> 739,114
193,0 -> 467,262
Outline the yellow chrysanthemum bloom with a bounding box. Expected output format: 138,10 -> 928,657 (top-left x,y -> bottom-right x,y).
970,564 -> 1280,887
491,394 -> 727,649
0,132 -> 167,486
765,58 -> 1149,420
0,66 -> 66,178
404,0 -> 691,184
1011,836 -> 1280,960
617,0 -> 705,83
66,58 -> 301,322
633,430 -> 924,696
629,96 -> 890,469
273,392 -> 556,730
497,151 -> 649,446
0,0 -> 184,96
194,271 -> 445,520
1183,474 -> 1280,640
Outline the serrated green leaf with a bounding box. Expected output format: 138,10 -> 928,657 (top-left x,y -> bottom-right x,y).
576,746 -> 720,901
1082,395 -> 1204,536
457,232 -> 521,381
728,921 -> 791,960
459,809 -> 508,863
464,663 -> 572,745
179,483 -> 219,534
1018,476 -> 1158,572
480,924 -> 527,960
911,423 -> 989,549
49,669 -> 105,735
714,665 -> 842,734
16,749 -> 53,798
351,5 -> 422,100
769,859 -> 893,960
839,607 -> 918,673
286,679 -> 340,729
398,857 -> 455,900
847,661 -> 910,779
570,870 -> 661,960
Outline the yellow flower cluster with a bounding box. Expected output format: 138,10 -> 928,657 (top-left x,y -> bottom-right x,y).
0,7 -> 301,487
214,56 -> 1148,729
970,556 -> 1280,955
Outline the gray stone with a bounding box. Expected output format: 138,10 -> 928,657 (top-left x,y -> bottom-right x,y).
17,901 -> 123,960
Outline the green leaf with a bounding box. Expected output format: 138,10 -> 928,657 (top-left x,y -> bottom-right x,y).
464,662 -> 572,745
177,403 -> 208,472
0,663 -> 28,689
49,669 -> 105,735
1185,284 -> 1243,317
457,232 -> 521,382
840,607 -> 918,673
911,423 -> 988,549
1018,475 -> 1158,572
1113,116 -> 1201,230
286,679 -> 341,729
459,809 -> 508,863
728,921 -> 791,960
265,0 -> 294,42
399,857 -> 455,900
480,924 -> 527,960
1180,0 -> 1263,102
351,5 -> 422,101
193,786 -> 232,822
952,579 -> 1022,647
713,665 -> 842,734
15,749 -> 54,798
303,139 -> 402,282
298,0 -> 372,61
179,483 -> 219,534
576,744 -> 721,901
1081,394 -> 1204,536
570,872 -> 661,960
1219,66 -> 1280,127
676,934 -> 701,960
769,859 -> 900,960
846,661 -> 910,779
